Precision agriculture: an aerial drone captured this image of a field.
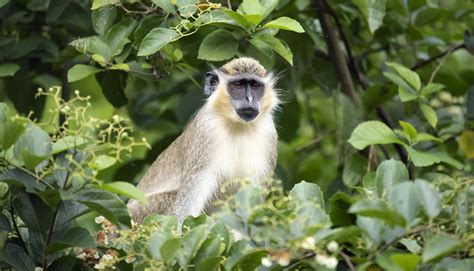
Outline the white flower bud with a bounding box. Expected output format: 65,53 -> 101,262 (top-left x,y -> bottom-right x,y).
95,216 -> 106,224
327,241 -> 339,252
74,90 -> 80,96
261,257 -> 272,267
326,257 -> 338,268
302,236 -> 316,250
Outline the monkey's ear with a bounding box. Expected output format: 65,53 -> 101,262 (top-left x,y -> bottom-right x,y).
204,71 -> 219,96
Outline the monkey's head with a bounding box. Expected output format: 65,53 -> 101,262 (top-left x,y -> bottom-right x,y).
204,57 -> 279,124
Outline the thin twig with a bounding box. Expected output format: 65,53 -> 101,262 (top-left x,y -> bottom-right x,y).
411,43 -> 466,71
10,198 -> 30,256
427,45 -> 460,85
340,251 -> 356,271
43,202 -> 61,269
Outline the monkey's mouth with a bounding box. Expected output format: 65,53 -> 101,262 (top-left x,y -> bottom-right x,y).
236,107 -> 259,122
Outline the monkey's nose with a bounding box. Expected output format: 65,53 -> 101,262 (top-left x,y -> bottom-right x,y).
236,107 -> 259,122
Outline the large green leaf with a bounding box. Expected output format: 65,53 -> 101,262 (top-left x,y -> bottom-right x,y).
386,62 -> 421,91
0,243 -> 35,271
352,0 -> 386,33
289,181 -> 324,208
405,147 -> 463,169
104,17 -> 137,58
137,27 -> 179,56
198,29 -> 238,61
262,17 -> 305,33
348,121 -> 403,150
101,181 -> 147,204
349,199 -> 406,226
223,10 -> 252,29
422,235 -> 464,263
46,227 -> 95,255
419,103 -> 437,128
67,64 -> 102,82
0,120 -> 25,150
152,0 -> 176,13
96,70 -> 128,108
390,182 -> 420,226
375,159 -> 409,198
0,63 -> 20,77
159,238 -> 180,264
76,188 -> 131,228
0,168 -> 47,193
383,72 -> 418,102
13,124 -> 52,169
415,179 -> 440,219
176,225 -> 208,267
91,6 -> 117,35
250,35 -> 293,65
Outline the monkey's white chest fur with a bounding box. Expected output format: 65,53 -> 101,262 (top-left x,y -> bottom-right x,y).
190,115 -> 275,216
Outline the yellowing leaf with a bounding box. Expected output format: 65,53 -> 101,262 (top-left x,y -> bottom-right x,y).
459,130 -> 474,158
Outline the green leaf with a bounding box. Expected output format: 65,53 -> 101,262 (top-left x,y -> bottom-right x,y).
160,238 -> 180,264
90,155 -> 116,170
390,182 -> 420,225
0,244 -> 35,271
263,17 -> 305,33
96,70 -> 128,108
176,0 -> 197,17
194,235 -> 225,262
250,35 -> 293,65
230,250 -> 267,270
466,87 -> 474,121
67,64 -> 102,82
406,147 -> 463,169
105,17 -> 137,58
46,227 -> 95,254
289,181 -> 324,208
196,257 -> 221,271
421,83 -> 444,96
101,181 -> 147,204
0,121 -> 25,150
76,189 -> 131,228
13,193 -> 54,235
422,235 -> 464,263
46,0 -> 72,23
223,10 -> 252,29
0,169 -> 47,193
400,238 -> 421,254
383,73 -> 418,102
415,133 -> 442,143
375,159 -> 409,198
238,0 -> 263,17
386,62 -> 421,91
0,0 -> 9,8
0,63 -> 20,77
91,0 -> 116,10
91,6 -> 117,35
420,103 -> 437,128
13,125 -> 52,169
349,199 -> 406,226
137,27 -> 179,56
352,0 -> 386,33
198,29 -> 239,61
52,136 -> 88,154
152,0 -> 176,13
399,121 -> 417,140
348,121 -> 403,150
176,225 -> 208,267
414,179 -> 440,219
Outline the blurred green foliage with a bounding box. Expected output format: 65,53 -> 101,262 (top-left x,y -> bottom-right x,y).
0,0 -> 473,270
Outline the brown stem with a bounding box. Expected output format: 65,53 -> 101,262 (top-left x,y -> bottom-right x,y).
314,0 -> 358,104
321,0 -> 410,165
411,43 -> 466,71
340,251 -> 356,271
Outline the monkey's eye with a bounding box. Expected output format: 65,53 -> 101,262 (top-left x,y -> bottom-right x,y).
251,82 -> 262,89
233,82 -> 243,88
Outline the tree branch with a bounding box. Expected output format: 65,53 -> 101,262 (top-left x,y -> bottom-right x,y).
10,198 -> 30,257
318,0 -> 409,164
411,43 -> 466,71
314,0 -> 358,104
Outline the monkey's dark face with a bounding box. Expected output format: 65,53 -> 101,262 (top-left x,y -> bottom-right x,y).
227,75 -> 265,122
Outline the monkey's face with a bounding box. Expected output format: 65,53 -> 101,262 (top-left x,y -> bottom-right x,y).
227,75 -> 265,122
204,57 -> 278,124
